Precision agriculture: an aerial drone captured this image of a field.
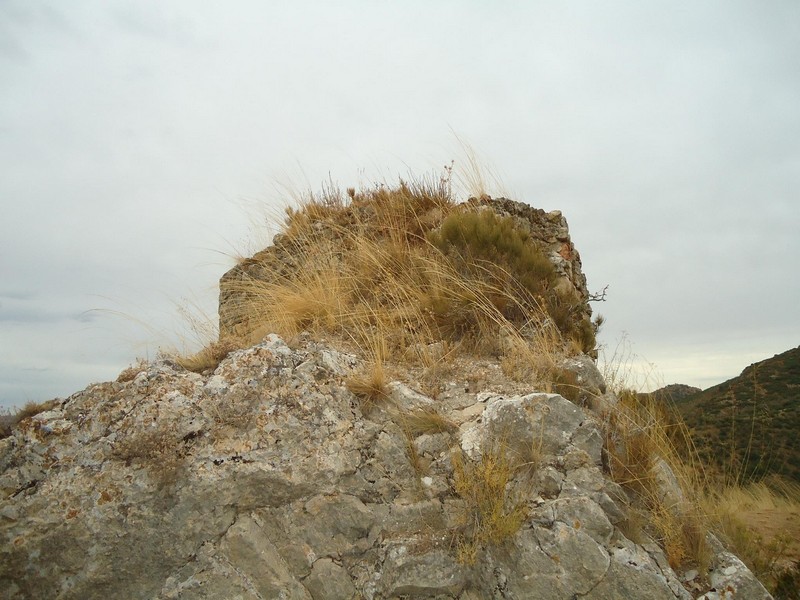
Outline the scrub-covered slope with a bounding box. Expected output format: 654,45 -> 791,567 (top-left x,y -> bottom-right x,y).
675,346 -> 800,483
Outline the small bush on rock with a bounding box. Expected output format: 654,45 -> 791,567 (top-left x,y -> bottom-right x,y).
429,209 -> 594,352
0,400 -> 58,440
450,445 -> 527,564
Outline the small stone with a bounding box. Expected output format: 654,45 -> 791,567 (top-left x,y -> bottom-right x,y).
304,558 -> 357,600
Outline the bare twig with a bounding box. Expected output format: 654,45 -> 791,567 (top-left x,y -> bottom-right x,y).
589,285 -> 609,302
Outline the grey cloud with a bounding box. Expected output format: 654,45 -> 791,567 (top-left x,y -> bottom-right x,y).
0,28 -> 27,62
0,1 -> 76,61
0,1 -> 798,403
0,305 -> 96,325
0,289 -> 133,327
74,311 -> 103,324
109,4 -> 199,45
0,291 -> 35,301
0,310 -> 61,324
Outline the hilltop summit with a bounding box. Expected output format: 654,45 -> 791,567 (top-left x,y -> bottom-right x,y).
0,182 -> 771,598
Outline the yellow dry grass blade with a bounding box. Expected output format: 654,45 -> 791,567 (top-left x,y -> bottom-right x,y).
450,443 -> 528,564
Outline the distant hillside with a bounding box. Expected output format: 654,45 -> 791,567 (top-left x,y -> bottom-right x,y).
648,383 -> 702,403
672,346 -> 800,483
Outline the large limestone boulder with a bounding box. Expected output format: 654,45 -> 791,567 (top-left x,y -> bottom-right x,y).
0,335 -> 770,598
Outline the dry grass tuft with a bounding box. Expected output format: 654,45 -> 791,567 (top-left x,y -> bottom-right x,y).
547,366 -> 583,404
117,360 -> 147,383
394,404 -> 457,481
174,338 -> 242,373
0,413 -> 14,439
113,423 -> 189,489
703,481 -> 800,591
450,444 -> 528,564
346,361 -> 390,413
13,400 -> 57,423
402,434 -> 428,482
0,400 -> 59,439
209,387 -> 262,430
603,389 -> 712,571
395,405 -> 457,438
601,336 -> 800,591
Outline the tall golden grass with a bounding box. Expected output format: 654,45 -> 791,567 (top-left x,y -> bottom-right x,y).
603,387 -> 712,570
451,442 -> 529,564
201,173 -> 586,386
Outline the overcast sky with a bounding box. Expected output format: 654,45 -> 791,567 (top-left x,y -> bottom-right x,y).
1,1 -> 798,409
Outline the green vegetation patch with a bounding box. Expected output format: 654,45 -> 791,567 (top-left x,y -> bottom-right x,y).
428,209 -> 594,352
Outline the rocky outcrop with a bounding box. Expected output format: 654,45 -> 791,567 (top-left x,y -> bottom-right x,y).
647,384 -> 704,403
217,196 -> 593,342
0,335 -> 771,598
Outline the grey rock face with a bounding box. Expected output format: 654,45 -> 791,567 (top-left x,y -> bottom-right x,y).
0,336 -> 770,599
559,354 -> 611,411
380,545 -> 467,597
698,534 -> 772,600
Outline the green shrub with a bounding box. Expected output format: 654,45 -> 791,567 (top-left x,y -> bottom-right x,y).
428,209 -> 594,352
429,210 -> 555,298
